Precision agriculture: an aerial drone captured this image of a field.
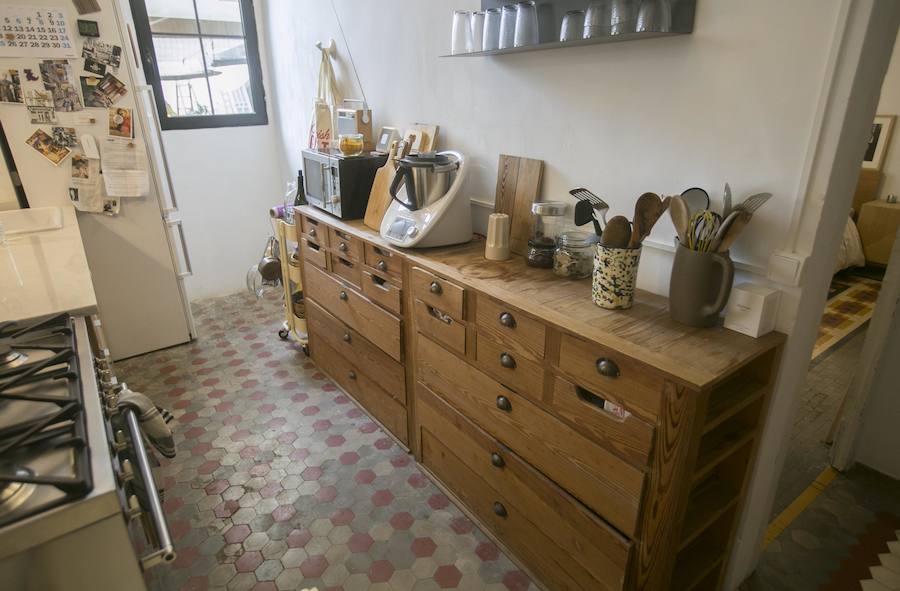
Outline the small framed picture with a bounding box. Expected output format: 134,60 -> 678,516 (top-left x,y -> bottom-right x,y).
77,20 -> 100,37
862,114 -> 896,171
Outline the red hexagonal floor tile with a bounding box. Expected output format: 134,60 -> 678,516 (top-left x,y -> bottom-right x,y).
301,466 -> 323,481
301,405 -> 320,416
434,564 -> 463,588
239,445 -> 260,459
272,505 -> 296,522
183,426 -> 205,439
450,516 -> 473,535
173,545 -> 199,568
196,460 -> 219,475
204,479 -> 229,496
391,454 -> 411,468
300,554 -> 328,578
407,473 -> 428,489
190,442 -> 212,457
428,493 -> 450,510
368,559 -> 394,583
503,570 -> 532,591
249,463 -> 271,477
224,524 -> 251,544
475,541 -> 500,562
181,576 -> 208,591
390,511 -> 414,530
315,486 -> 337,503
289,448 -> 310,462
277,431 -> 297,444
286,528 -> 312,548
231,429 -> 251,441
330,508 -> 354,526
374,437 -> 393,450
291,392 -> 309,403
355,469 -> 376,485
259,482 -> 283,498
359,422 -> 378,434
411,537 -> 437,557
339,451 -> 360,465
371,489 -> 394,507
214,499 -> 240,518
325,435 -> 345,448
347,532 -> 374,553
235,551 -> 264,573
312,419 -> 332,432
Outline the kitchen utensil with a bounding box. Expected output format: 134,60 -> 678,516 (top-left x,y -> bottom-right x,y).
635,0 -> 672,33
723,182 -> 733,217
669,243 -> 735,327
574,198 -> 602,235
610,0 -> 639,35
381,150 -> 471,248
451,10 -> 473,54
628,192 -> 668,248
398,133 -> 416,158
485,213 -> 511,261
483,8 -> 501,50
499,4 -> 517,49
584,0 -> 612,38
714,210 -> 752,253
470,11 -> 486,52
734,192 -> 773,214
402,124 -> 438,153
681,187 -> 710,215
669,195 -> 690,245
569,187 -> 610,226
514,0 -> 539,47
593,244 -> 641,309
363,140 -> 400,230
560,10 -> 585,42
494,154 -> 544,255
599,215 -> 631,248
687,209 -> 721,252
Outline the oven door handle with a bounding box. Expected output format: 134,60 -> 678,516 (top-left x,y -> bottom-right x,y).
123,408 -> 176,569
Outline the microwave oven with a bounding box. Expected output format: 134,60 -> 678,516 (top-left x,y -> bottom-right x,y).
301,149 -> 387,220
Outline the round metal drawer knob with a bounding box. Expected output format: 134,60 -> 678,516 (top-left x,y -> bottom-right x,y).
339,242 -> 348,252
377,260 -> 387,272
499,352 -> 516,369
429,281 -> 442,295
348,370 -> 357,380
339,291 -> 348,301
309,228 -> 317,238
342,333 -> 351,343
596,358 -> 620,378
490,452 -> 505,468
493,502 -> 508,518
499,312 -> 516,328
496,396 -> 512,412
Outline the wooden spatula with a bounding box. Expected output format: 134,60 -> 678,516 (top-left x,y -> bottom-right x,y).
600,216 -> 631,248
628,192 -> 668,248
669,196 -> 690,246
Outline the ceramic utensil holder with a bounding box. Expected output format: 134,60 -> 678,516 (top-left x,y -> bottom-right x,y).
669,243 -> 735,327
592,245 -> 642,309
485,213 -> 511,261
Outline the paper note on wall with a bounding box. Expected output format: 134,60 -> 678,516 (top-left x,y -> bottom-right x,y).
99,138 -> 150,197
0,6 -> 77,59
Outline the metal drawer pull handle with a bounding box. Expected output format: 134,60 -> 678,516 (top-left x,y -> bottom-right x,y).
339,242 -> 348,252
342,333 -> 351,343
339,291 -> 348,301
496,395 -> 512,412
427,305 -> 453,325
348,370 -> 357,380
499,312 -> 516,328
429,281 -> 443,295
309,227 -> 317,238
499,352 -> 516,369
596,358 -> 620,378
377,260 -> 388,272
493,502 -> 508,518
490,452 -> 505,468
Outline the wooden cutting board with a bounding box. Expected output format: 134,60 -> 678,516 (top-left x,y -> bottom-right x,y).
494,154 -> 544,255
364,142 -> 399,231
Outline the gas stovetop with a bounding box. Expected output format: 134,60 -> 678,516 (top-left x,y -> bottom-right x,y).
0,314 -> 93,527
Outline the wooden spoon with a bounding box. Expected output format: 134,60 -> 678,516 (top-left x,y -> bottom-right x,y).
715,210 -> 752,252
669,196 -> 690,246
628,192 -> 668,248
599,215 -> 631,249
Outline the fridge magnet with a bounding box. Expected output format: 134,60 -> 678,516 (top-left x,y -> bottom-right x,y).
69,187 -> 80,202
0,6 -> 76,59
92,74 -> 127,106
102,197 -> 120,216
39,60 -> 83,112
108,107 -> 134,139
77,19 -> 100,37
83,58 -> 106,76
862,115 -> 896,171
53,126 -> 79,148
25,90 -> 57,124
79,76 -> 105,107
0,69 -> 23,103
82,39 -> 122,70
72,154 -> 90,179
24,69 -> 38,82
26,129 -> 71,166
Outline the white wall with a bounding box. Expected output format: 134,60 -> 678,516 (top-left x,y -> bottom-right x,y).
877,38 -> 900,200
260,0 -> 843,296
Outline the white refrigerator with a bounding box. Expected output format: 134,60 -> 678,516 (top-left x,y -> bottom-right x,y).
0,0 -> 194,359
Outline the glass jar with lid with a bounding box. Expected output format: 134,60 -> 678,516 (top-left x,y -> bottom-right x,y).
554,231 -> 599,278
526,201 -> 567,268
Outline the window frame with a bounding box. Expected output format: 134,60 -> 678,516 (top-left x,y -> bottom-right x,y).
129,0 -> 268,130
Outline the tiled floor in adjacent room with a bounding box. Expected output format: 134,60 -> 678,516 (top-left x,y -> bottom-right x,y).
118,292 -> 537,591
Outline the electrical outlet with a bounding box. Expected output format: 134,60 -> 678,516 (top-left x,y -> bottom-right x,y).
767,250 -> 807,286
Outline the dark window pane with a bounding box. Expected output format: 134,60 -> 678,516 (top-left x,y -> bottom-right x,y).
152,35 -> 214,116
195,0 -> 244,36
146,0 -> 198,34
202,38 -> 254,114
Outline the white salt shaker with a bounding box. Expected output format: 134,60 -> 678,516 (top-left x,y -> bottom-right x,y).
485,213 -> 510,261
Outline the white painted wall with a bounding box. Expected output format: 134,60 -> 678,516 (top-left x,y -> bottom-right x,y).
260,0 -> 843,296
876,38 -> 900,200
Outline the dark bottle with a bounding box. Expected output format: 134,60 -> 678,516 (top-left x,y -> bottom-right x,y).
294,170 -> 307,206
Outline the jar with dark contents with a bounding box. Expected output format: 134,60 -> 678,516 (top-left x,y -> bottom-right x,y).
526,238 -> 556,268
554,231 -> 598,278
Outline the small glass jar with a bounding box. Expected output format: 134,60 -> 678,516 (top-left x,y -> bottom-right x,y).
338,133 -> 364,156
526,238 -> 556,268
554,231 -> 598,278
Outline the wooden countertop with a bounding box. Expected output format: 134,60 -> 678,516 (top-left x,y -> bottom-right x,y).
297,206 -> 785,391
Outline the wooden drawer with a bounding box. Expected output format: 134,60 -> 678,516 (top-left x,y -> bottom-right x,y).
300,215 -> 329,246
330,253 -> 362,289
417,335 -> 645,536
364,242 -> 403,284
301,237 -> 328,272
414,300 -> 466,357
474,333 -> 544,403
329,227 -> 363,262
558,333 -> 664,422
310,335 -> 407,444
549,376 -> 655,467
361,270 -> 402,315
304,264 -> 402,361
476,296 -> 545,361
306,300 -> 405,405
417,383 -> 630,591
411,267 -> 465,321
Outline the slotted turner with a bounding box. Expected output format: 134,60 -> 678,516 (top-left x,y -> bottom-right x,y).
569,188 -> 609,226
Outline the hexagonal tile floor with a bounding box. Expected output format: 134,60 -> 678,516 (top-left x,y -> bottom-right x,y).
118,292 -> 537,591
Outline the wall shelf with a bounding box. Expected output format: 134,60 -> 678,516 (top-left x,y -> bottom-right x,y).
442,29 -> 689,58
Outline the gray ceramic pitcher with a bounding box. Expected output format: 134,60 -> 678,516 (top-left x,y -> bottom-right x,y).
669,243 -> 734,327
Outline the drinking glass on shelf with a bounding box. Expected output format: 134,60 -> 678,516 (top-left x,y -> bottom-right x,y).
470,11 -> 486,52
610,0 -> 639,35
451,10 -> 473,55
483,8 -> 501,51
498,4 -> 517,49
636,0 -> 672,33
514,0 -> 539,48
560,9 -> 584,42
583,0 -> 612,39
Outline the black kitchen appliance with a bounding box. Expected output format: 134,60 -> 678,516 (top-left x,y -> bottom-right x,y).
301,149 -> 387,220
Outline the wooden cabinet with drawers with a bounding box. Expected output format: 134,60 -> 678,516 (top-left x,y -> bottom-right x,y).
294,205 -> 785,591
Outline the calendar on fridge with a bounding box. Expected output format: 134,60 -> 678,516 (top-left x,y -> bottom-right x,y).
0,5 -> 76,58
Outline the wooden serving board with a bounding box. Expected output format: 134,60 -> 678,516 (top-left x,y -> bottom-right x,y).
494,154 -> 544,255
364,142 -> 399,231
